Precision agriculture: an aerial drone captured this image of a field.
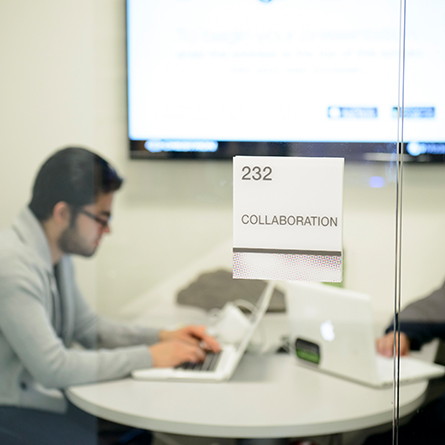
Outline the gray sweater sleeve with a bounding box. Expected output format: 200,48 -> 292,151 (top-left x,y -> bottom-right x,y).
70,278 -> 160,349
0,259 -> 153,389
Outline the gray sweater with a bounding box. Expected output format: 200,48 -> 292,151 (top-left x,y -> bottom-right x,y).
0,208 -> 159,412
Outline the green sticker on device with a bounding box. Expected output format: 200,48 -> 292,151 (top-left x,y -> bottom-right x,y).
295,338 -> 320,365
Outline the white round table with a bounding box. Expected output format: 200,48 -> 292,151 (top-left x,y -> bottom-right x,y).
67,353 -> 427,439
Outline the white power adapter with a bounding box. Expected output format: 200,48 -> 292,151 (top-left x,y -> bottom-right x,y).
208,302 -> 251,344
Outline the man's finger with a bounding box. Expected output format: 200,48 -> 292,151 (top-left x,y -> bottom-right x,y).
183,344 -> 206,362
186,326 -> 221,351
198,333 -> 221,352
376,336 -> 393,357
180,334 -> 201,346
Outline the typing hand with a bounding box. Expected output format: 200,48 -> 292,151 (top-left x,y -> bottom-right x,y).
159,325 -> 221,353
376,331 -> 410,357
149,340 -> 207,368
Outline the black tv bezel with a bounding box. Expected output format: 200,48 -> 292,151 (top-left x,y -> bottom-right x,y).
129,139 -> 445,163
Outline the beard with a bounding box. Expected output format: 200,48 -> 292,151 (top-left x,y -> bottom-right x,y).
58,225 -> 98,257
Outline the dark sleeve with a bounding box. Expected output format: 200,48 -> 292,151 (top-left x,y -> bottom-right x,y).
386,281 -> 445,350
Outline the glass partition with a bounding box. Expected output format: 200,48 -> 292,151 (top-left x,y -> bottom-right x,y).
0,1 -> 418,445
395,1 -> 445,444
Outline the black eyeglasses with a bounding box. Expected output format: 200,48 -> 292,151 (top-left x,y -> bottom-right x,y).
78,209 -> 111,228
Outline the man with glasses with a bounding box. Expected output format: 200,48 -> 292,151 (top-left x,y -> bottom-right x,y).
0,147 -> 219,444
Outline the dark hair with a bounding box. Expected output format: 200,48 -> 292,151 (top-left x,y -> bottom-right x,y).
29,147 -> 123,221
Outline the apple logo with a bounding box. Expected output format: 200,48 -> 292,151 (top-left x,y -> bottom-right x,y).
320,320 -> 335,342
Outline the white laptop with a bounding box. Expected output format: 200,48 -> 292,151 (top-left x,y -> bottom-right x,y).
285,281 -> 445,388
132,280 -> 275,383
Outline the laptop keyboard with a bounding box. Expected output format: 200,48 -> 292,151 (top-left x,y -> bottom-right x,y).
175,351 -> 222,372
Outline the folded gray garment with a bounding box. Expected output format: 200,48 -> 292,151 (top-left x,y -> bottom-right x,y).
177,269 -> 286,313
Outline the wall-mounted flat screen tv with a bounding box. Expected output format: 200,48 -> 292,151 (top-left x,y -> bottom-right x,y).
127,0 -> 445,162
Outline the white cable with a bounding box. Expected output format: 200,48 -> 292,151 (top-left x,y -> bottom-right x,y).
232,299 -> 257,316
232,299 -> 269,354
207,299 -> 268,353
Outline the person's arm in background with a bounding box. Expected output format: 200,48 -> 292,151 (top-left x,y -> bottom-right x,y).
376,280 -> 445,356
0,260 -> 208,391
72,289 -> 218,367
69,261 -> 219,367
72,287 -> 219,352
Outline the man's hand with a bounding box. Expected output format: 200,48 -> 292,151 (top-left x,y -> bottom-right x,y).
376,331 -> 410,357
159,325 -> 221,352
149,341 -> 207,368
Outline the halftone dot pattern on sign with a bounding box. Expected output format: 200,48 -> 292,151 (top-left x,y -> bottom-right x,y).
233,252 -> 342,282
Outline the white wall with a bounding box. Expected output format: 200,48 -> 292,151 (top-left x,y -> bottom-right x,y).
1,0 -> 445,322
343,163 -> 445,320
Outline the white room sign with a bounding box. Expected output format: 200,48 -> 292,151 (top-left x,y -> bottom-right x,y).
233,156 -> 344,282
